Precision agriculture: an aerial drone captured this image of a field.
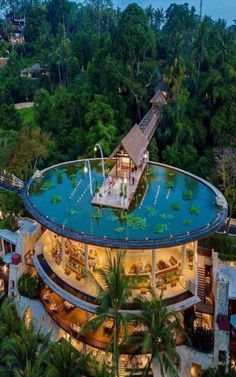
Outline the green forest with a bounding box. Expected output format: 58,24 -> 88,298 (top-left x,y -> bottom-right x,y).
0,0 -> 236,212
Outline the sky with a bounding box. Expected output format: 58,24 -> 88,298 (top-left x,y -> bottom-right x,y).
114,0 -> 236,25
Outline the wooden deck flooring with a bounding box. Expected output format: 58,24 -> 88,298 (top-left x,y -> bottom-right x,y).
91,163 -> 147,210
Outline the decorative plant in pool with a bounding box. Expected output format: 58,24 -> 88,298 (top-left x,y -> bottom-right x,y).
93,209 -> 102,219
183,190 -> 193,200
109,211 -> 128,224
154,223 -> 168,234
71,179 -> 77,188
50,195 -> 62,204
56,169 -> 63,178
41,180 -> 55,191
189,205 -> 200,215
184,218 -> 192,226
115,226 -> 125,233
160,213 -> 174,220
145,206 -> 156,216
68,173 -> 76,180
171,203 -> 181,211
166,180 -> 174,189
127,215 -> 147,230
68,208 -> 78,215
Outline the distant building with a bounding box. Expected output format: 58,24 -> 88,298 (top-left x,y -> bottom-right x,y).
0,57 -> 9,69
20,64 -> 50,79
5,12 -> 25,45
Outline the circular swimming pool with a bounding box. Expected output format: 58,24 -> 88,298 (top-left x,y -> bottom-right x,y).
22,159 -> 227,249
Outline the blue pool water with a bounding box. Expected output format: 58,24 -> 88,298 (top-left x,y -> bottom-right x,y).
28,160 -> 221,243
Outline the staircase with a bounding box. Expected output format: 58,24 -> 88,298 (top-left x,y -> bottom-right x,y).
179,275 -> 186,289
138,107 -> 160,140
197,266 -> 205,301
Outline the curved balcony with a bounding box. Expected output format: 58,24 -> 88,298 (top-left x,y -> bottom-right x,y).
34,254 -> 200,314
39,287 -> 185,355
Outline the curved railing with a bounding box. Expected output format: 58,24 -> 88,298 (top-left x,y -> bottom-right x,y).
22,159 -> 228,249
35,254 -> 195,313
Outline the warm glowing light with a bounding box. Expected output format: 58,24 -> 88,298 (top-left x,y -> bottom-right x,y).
94,146 -> 97,152
144,152 -> 148,159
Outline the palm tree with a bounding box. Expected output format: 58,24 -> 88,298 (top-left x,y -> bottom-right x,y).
192,19 -> 209,97
46,339 -> 90,377
0,298 -> 22,340
2,321 -> 50,376
128,290 -> 181,377
89,358 -> 113,377
85,249 -> 131,377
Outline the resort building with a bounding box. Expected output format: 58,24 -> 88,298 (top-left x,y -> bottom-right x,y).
0,90 -> 235,377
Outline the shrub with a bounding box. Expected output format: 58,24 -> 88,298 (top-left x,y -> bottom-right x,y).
199,233 -> 236,261
18,272 -> 39,299
188,326 -> 214,353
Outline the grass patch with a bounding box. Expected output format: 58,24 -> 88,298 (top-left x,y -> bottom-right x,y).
18,107 -> 35,126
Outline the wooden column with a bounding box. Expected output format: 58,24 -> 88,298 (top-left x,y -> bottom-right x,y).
151,249 -> 157,289
84,244 -> 89,271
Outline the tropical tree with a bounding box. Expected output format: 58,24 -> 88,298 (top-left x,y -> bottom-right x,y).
0,298 -> 22,341
191,19 -> 209,97
214,147 -> 236,232
89,358 -> 112,377
46,339 -> 90,377
128,291 -> 180,377
1,321 -> 50,376
17,272 -> 39,299
85,95 -> 116,156
84,249 -> 131,377
0,191 -> 25,230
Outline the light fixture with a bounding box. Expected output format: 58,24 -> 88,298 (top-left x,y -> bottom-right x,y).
94,146 -> 97,152
84,166 -> 88,174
